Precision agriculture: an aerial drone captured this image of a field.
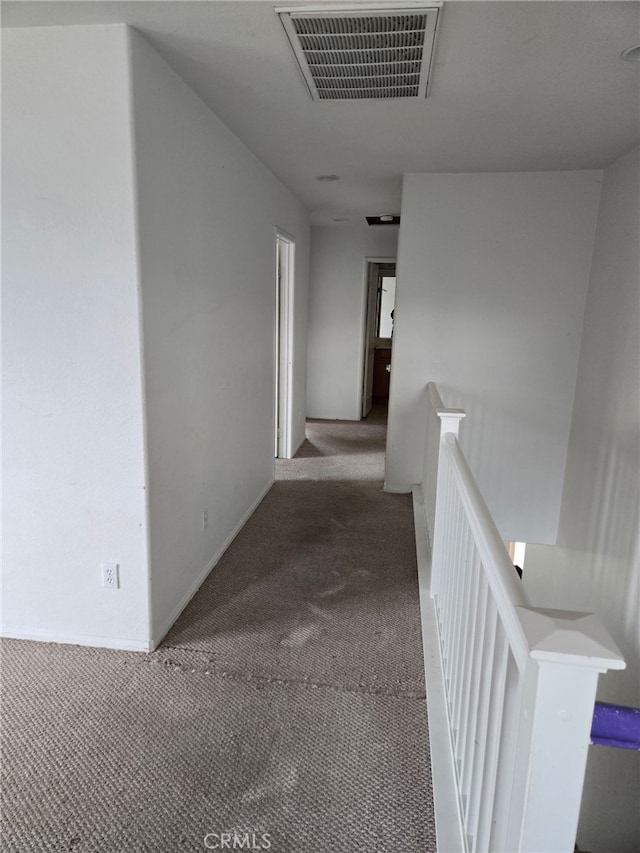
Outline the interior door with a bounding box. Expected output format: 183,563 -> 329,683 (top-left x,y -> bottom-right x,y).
362,263 -> 380,418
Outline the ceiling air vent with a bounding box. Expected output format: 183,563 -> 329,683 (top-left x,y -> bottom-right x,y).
277,4 -> 441,101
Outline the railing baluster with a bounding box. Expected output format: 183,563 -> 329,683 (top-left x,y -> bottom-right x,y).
489,651 -> 523,852
444,492 -> 464,681
421,382 -> 625,853
444,490 -> 462,673
454,545 -> 480,765
436,458 -> 454,634
467,595 -> 498,849
475,625 -> 510,852
441,485 -> 456,670
451,526 -> 475,741
460,571 -> 489,805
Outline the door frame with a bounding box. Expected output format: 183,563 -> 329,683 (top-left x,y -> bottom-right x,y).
359,257 -> 396,418
275,230 -> 295,458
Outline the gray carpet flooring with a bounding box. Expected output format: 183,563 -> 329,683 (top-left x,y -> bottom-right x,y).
1,409 -> 436,852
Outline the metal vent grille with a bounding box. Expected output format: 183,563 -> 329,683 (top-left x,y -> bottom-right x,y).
278,5 -> 440,101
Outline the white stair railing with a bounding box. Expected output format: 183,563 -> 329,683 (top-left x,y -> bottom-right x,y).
421,382 -> 625,853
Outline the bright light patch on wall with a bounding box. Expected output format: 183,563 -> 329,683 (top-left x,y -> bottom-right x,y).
506,540 -> 527,575
277,4 -> 441,101
513,541 -> 526,569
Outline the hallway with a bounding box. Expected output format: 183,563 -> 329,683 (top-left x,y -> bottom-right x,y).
2,413 -> 436,852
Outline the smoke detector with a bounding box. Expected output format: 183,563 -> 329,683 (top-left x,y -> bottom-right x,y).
277,3 -> 441,101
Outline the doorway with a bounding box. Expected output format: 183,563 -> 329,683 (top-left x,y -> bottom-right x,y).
275,232 -> 295,458
362,260 -> 396,418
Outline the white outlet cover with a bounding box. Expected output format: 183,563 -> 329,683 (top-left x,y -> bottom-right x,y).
102,562 -> 120,589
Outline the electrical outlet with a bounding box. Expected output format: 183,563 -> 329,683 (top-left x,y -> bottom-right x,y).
202,508 -> 208,531
102,562 -> 119,589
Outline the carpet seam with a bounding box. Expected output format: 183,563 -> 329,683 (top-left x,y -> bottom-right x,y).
135,647 -> 427,700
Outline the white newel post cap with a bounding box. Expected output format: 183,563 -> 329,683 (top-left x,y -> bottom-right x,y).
436,408 -> 466,437
426,383 -> 466,435
507,607 -> 625,852
515,607 -> 626,672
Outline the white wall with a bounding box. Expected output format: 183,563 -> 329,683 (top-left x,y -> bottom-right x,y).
386,171 -> 602,543
307,223 -> 398,420
2,26 -> 150,649
523,148 -> 640,853
129,31 -> 310,646
2,24 -> 310,652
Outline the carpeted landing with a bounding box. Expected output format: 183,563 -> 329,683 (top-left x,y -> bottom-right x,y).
1,410 -> 436,852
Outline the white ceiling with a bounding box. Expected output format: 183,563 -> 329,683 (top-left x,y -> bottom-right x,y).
3,0 -> 639,223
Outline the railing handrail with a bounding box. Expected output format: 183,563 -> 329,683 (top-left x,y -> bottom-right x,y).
441,433 -> 532,673
427,380 -> 466,417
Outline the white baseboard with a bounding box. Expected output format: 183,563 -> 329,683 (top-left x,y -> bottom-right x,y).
150,478 -> 274,650
383,482 -> 411,494
412,485 -> 467,853
0,625 -> 151,652
1,480 -> 276,656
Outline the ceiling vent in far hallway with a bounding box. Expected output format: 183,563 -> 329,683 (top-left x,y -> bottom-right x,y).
277,4 -> 441,101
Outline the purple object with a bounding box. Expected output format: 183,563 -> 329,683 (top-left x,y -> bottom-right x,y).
591,702 -> 640,750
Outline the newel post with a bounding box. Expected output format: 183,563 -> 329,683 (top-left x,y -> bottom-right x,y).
504,607 -> 625,853
428,390 -> 465,599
